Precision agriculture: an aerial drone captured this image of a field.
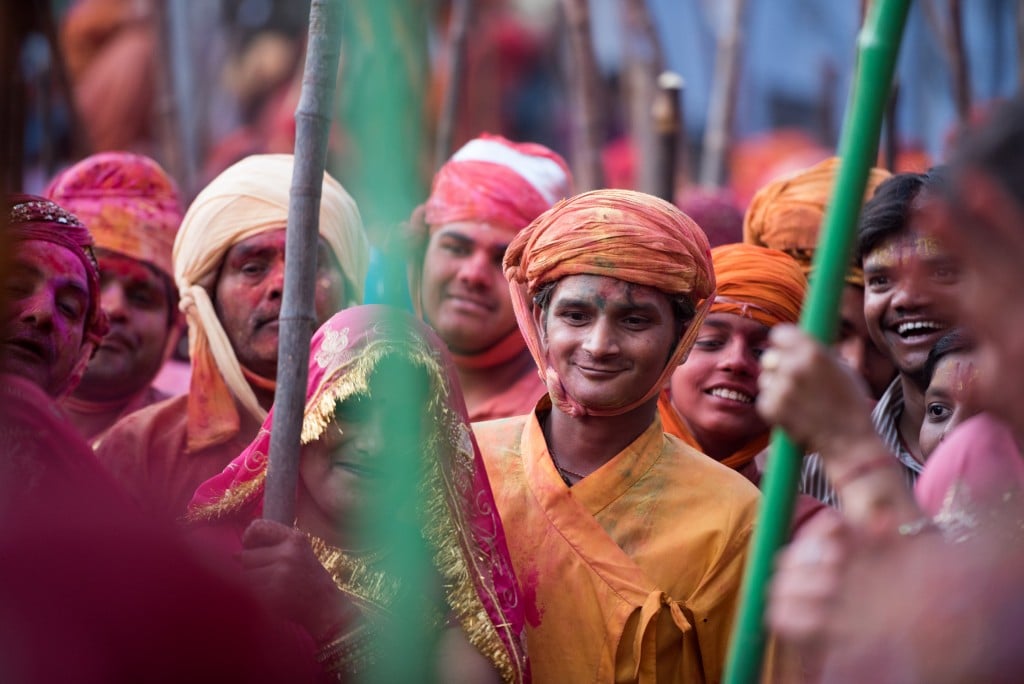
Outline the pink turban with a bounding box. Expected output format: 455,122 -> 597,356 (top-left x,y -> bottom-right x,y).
45,152 -> 183,279
422,133 -> 573,236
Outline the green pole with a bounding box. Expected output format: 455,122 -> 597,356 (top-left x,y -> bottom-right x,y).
335,1 -> 432,682
722,1 -> 912,682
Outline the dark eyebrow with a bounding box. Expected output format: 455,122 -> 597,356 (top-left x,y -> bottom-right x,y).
436,230 -> 475,246
229,243 -> 280,261
551,297 -> 594,309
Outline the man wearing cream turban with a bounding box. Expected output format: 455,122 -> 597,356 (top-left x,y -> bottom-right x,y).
409,133 -> 573,422
46,152 -> 184,445
96,154 -> 369,521
473,189 -> 759,683
744,156 -> 895,399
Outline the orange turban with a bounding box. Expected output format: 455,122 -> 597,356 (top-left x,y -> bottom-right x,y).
45,152 -> 182,279
743,156 -> 891,286
504,189 -> 716,417
710,243 -> 807,327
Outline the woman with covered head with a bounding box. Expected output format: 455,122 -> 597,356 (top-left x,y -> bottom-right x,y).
474,189 -> 760,682
188,305 -> 528,682
95,154 -> 370,522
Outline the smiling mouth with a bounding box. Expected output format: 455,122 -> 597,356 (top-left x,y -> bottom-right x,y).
893,320 -> 946,339
446,294 -> 494,312
706,387 -> 754,404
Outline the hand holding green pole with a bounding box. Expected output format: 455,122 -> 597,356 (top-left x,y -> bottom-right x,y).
723,1 -> 912,682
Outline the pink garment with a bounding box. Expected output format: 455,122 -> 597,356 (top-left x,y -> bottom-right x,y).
188,305 -> 529,682
916,413 -> 1024,540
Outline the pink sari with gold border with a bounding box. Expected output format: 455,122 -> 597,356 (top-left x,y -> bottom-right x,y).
188,305 -> 528,682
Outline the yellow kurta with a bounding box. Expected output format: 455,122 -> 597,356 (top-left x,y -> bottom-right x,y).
475,403 -> 760,683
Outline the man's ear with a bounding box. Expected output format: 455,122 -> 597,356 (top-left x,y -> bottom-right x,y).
532,303 -> 547,347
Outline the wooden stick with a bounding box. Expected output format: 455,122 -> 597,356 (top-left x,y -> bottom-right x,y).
700,0 -> 747,188
948,0 -> 971,122
651,71 -> 683,203
434,0 -> 473,169
622,0 -> 665,194
884,80 -> 899,171
561,0 -> 605,191
263,0 -> 343,525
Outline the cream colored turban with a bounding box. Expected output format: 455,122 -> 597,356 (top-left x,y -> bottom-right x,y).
173,153 -> 369,451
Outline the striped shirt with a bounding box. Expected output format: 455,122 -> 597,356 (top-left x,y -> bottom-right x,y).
801,377 -> 924,506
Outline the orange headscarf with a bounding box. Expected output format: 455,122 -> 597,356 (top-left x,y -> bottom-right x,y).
504,189 -> 715,417
743,156 -> 891,286
661,243 -> 806,469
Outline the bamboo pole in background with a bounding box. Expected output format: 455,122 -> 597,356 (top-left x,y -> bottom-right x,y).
699,0 -> 747,188
561,0 -> 606,191
435,0 -> 473,170
723,1 -> 912,681
622,0 -> 666,195
651,71 -> 683,203
263,0 -> 343,525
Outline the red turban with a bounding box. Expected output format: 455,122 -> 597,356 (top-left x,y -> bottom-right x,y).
45,152 -> 183,279
504,189 -> 716,417
710,243 -> 807,327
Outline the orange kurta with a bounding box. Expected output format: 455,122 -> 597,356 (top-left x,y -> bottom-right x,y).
94,394 -> 255,522
476,403 -> 760,683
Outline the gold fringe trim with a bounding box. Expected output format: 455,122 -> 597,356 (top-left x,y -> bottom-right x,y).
307,534 -> 401,614
420,414 -> 519,683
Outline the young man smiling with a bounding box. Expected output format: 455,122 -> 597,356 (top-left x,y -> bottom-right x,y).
474,189 -> 759,683
801,170 -> 960,505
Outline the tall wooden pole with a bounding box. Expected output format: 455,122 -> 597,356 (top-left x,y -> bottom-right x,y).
651,71 -> 683,203
723,1 -> 912,681
561,0 -> 605,191
700,0 -> 747,188
434,0 -> 473,169
263,0 -> 343,525
621,0 -> 666,194
948,0 -> 971,122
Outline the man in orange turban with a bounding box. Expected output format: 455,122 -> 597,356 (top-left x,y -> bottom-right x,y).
46,152 -> 184,444
474,189 -> 759,683
744,156 -> 895,399
410,133 -> 573,421
659,244 -> 826,536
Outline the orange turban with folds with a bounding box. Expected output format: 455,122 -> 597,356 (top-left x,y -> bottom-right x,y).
710,243 -> 806,327
743,156 -> 891,286
45,152 -> 183,279
504,189 -> 716,417
659,243 -> 806,470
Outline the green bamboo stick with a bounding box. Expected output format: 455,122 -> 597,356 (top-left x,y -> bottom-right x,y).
722,2 -> 912,682
336,2 -> 432,682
